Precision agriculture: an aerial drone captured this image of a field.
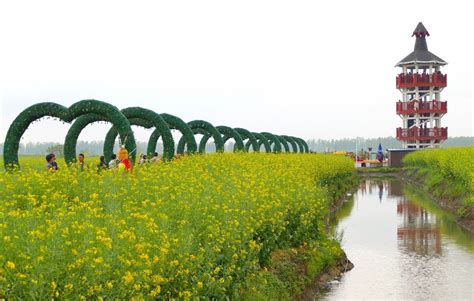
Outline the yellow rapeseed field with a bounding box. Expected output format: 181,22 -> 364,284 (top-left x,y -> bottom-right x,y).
403,146 -> 474,206
0,153 -> 354,299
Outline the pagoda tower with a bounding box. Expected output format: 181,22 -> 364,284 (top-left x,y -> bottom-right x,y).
395,22 -> 448,148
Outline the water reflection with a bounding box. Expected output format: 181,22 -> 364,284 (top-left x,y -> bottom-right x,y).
322,179 -> 474,300
397,199 -> 442,255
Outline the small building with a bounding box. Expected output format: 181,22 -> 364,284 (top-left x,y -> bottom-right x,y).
387,149 -> 418,167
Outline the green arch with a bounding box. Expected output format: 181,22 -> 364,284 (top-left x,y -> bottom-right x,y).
261,132 -> 282,153
281,135 -> 298,153
3,100 -> 136,169
275,135 -> 290,153
290,136 -> 305,153
117,107 -> 175,161
245,132 -> 271,153
147,113 -> 197,155
234,128 -> 258,152
64,114 -> 107,164
217,126 -> 244,151
199,126 -> 244,153
185,120 -> 224,153
197,132 -> 213,153
295,137 -> 309,153
103,117 -> 155,161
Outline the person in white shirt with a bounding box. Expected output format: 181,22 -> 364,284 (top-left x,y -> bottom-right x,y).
108,154 -> 119,169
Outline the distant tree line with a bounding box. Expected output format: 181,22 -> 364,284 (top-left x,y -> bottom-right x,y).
0,136 -> 472,156
307,136 -> 474,153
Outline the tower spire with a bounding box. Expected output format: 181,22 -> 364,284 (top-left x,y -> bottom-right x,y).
413,22 -> 429,51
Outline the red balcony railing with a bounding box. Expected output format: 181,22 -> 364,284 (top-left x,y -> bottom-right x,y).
396,127 -> 448,141
396,72 -> 447,89
396,100 -> 447,115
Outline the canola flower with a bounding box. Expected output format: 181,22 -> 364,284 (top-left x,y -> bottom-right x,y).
403,146 -> 474,205
0,153 -> 354,299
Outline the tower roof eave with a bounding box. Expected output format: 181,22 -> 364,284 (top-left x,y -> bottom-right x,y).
395,50 -> 447,67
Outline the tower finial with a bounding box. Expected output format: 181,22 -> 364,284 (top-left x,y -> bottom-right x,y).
412,22 -> 429,38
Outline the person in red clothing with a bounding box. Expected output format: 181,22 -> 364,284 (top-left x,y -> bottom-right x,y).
117,146 -> 133,173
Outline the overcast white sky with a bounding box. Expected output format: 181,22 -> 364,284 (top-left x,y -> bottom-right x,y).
0,0 -> 472,143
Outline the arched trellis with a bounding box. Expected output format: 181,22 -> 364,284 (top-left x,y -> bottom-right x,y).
290,136 -> 305,153
294,137 -> 309,153
65,107 -> 174,162
3,100 -> 136,169
103,117 -> 154,161
234,128 -> 259,152
199,126 -> 244,153
64,116 -> 154,164
177,120 -> 224,154
147,113 -> 197,155
275,135 -> 291,153
4,100 -> 311,170
281,135 -> 299,153
245,132 -> 272,153
100,108 -> 177,161
261,132 -> 282,153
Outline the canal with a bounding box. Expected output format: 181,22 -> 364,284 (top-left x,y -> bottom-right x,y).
321,178 -> 474,300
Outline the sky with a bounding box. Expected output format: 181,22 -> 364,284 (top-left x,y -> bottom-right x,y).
0,0 -> 472,144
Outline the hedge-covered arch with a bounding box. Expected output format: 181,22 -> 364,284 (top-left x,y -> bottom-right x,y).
234,128 -> 258,152
64,114 -> 108,164
281,135 -> 298,153
199,126 -> 244,153
194,128 -> 220,153
116,107 -> 175,161
147,113 -> 197,156
187,120 -> 224,153
275,135 -> 291,153
216,126 -> 244,151
294,137 -> 309,153
178,127 -> 224,154
261,132 -> 282,153
103,117 -> 155,161
65,115 -> 154,164
290,136 -> 305,153
245,132 -> 272,153
3,99 -> 136,169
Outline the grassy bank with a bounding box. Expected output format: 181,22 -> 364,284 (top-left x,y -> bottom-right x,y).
0,153 -> 355,299
403,147 -> 474,221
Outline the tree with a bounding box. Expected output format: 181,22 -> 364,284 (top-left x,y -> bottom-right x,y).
46,144 -> 64,157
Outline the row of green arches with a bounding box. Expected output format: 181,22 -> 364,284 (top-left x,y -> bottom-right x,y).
3,100 -> 309,169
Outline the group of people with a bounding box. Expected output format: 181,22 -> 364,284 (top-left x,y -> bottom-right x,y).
138,152 -> 160,165
397,70 -> 445,85
45,146 -> 156,173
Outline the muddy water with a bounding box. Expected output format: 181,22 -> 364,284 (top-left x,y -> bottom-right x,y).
321,179 -> 474,300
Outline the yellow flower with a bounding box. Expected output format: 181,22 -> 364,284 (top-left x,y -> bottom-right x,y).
170,260 -> 179,267
123,271 -> 134,285
149,285 -> 161,297
6,261 -> 15,269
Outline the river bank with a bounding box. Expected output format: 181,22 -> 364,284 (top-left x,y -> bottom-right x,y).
240,172 -> 359,300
